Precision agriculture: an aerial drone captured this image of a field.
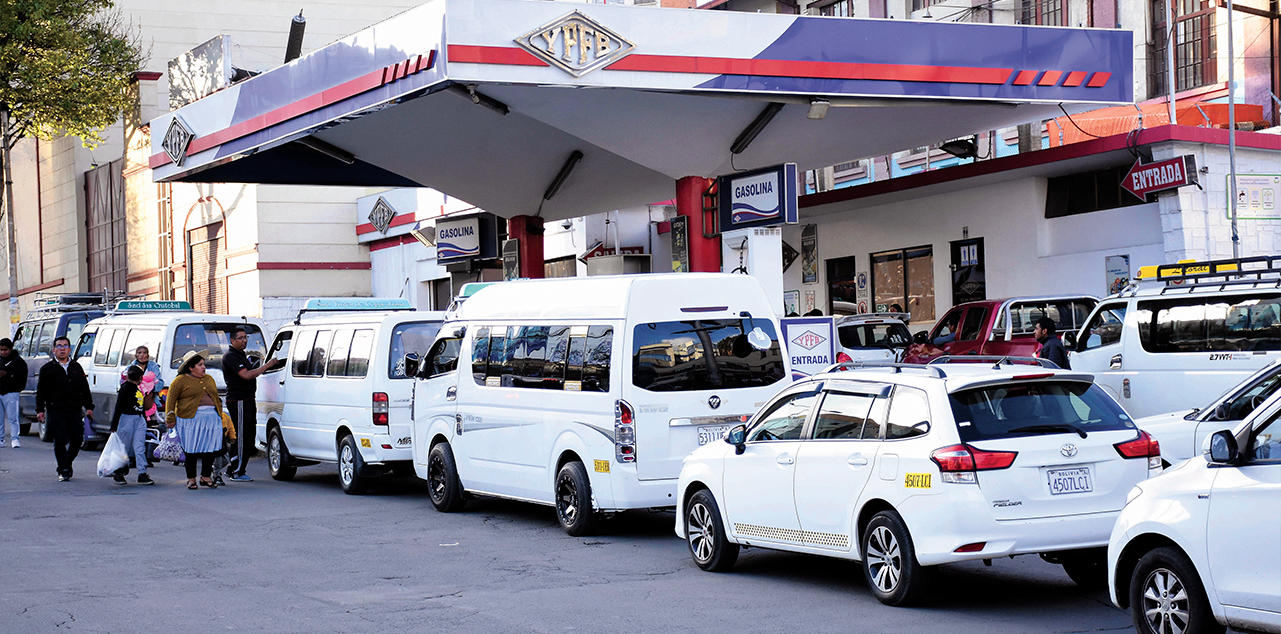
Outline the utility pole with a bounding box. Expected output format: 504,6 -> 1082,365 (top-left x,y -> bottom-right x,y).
1165,0 -> 1177,125
1227,0 -> 1240,258
0,107 -> 18,332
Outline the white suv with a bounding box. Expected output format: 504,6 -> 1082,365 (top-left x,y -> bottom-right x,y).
676,357 -> 1162,606
1108,394 -> 1281,634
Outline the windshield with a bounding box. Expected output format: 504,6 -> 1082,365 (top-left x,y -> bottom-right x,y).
632,319 -> 786,392
389,321 -> 444,379
170,323 -> 267,370
948,381 -> 1134,442
1198,363 -> 1281,421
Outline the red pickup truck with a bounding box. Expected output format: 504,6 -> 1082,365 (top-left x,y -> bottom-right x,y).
902,295 -> 1098,364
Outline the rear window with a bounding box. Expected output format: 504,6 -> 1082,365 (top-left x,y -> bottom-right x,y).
1136,294 -> 1281,353
389,321 -> 443,379
838,322 -> 912,349
170,323 -> 267,370
998,300 -> 1094,337
632,320 -> 786,392
948,381 -> 1133,442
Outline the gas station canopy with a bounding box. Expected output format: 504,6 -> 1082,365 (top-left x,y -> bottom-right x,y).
150,0 -> 1133,220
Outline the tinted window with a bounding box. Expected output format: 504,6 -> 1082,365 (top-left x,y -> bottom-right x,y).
94,328 -> 117,365
1006,300 -> 1094,336
309,330 -> 332,377
347,330 -> 374,378
37,321 -> 55,355
958,307 -> 988,341
471,327 -> 491,385
327,329 -> 354,377
749,389 -> 819,441
542,326 -> 570,390
1137,294 -> 1281,353
65,317 -> 87,348
1081,303 -> 1127,350
389,321 -> 443,379
930,309 -> 962,345
120,329 -> 162,367
13,323 -> 29,357
291,330 -> 316,377
839,322 -> 912,349
106,328 -> 126,365
632,320 -> 785,392
582,326 -> 612,393
74,330 -> 96,362
813,392 -> 880,440
948,381 -> 1133,442
886,386 -> 931,439
170,323 -> 267,370
425,336 -> 463,378
486,327 -> 510,385
264,331 -> 292,374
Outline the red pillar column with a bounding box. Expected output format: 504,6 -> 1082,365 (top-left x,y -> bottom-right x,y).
675,176 -> 721,273
508,215 -> 545,279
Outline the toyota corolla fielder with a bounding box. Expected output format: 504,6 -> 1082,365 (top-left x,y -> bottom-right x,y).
676,358 -> 1163,606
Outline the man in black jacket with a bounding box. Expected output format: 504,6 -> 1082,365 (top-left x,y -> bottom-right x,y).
0,338 -> 27,448
36,336 -> 94,481
1034,317 -> 1071,370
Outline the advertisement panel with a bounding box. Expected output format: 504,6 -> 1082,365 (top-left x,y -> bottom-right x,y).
781,316 -> 836,380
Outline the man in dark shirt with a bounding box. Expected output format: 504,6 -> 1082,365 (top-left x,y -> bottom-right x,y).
222,327 -> 279,482
1034,317 -> 1071,370
0,338 -> 28,448
36,336 -> 94,481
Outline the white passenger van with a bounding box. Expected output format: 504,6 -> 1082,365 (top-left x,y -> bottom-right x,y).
408,274 -> 790,536
1070,257 -> 1281,419
256,298 -> 445,494
73,301 -> 270,448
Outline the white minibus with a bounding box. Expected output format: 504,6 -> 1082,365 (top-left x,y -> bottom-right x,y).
256,298 -> 445,494
408,274 -> 790,535
1070,257 -> 1281,418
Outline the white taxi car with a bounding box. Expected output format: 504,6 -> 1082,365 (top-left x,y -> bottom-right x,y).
834,313 -> 914,364
676,357 -> 1162,606
1109,394 -> 1281,634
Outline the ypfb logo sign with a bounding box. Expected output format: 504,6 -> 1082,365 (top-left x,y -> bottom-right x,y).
780,317 -> 836,380
515,11 -> 635,78
435,217 -> 481,261
791,330 -> 826,351
719,163 -> 799,231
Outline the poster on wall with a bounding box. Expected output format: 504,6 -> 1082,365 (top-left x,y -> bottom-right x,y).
502,238 -> 521,280
670,215 -> 689,272
783,290 -> 800,315
855,271 -> 870,307
1105,254 -> 1131,295
780,317 -> 836,380
804,290 -> 816,314
801,225 -> 818,284
1229,174 -> 1281,220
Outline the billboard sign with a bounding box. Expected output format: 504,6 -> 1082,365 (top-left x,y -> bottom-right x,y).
718,164 -> 798,231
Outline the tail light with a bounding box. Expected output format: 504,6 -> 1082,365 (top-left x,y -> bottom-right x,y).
930,444 -> 1018,484
372,392 -> 389,426
1115,430 -> 1161,471
615,399 -> 635,463
836,351 -> 853,364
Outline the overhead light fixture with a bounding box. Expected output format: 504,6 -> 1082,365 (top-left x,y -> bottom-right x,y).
807,98 -> 830,120
409,222 -> 436,247
731,102 -> 785,155
447,83 -> 509,116
294,136 -> 355,164
939,136 -> 979,159
544,150 -> 584,201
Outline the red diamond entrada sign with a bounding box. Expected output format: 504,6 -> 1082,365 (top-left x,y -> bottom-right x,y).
792,331 -> 826,350
1121,155 -> 1198,200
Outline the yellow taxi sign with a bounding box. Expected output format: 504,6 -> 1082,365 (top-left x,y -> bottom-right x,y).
1137,260 -> 1240,280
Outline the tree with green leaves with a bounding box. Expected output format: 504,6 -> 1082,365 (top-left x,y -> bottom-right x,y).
0,0 -> 146,320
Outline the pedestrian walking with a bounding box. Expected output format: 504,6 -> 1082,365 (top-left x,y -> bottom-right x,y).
0,338 -> 28,448
166,351 -> 225,490
222,327 -> 279,482
110,365 -> 154,485
36,336 -> 94,481
1034,317 -> 1071,370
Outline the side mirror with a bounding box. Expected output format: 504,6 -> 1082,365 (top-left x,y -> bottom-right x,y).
1207,429 -> 1238,464
1213,403 -> 1231,422
912,331 -> 929,345
1062,331 -> 1077,351
725,424 -> 746,454
403,353 -> 421,379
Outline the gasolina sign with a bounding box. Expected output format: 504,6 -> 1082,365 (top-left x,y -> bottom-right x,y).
718,163 -> 799,231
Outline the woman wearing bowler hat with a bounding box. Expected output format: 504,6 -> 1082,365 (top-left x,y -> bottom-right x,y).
166,350 -> 225,490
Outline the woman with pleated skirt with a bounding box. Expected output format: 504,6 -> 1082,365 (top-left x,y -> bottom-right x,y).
166,351 -> 225,490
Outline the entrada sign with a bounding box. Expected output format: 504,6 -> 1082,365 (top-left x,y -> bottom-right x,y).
1122,155 -> 1197,200
718,163 -> 799,231
515,11 -> 635,78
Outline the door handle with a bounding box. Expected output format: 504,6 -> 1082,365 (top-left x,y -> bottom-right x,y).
776,454 -> 794,465
279,380 -> 285,385
847,455 -> 869,466
446,386 -> 457,401
1110,354 -> 1123,370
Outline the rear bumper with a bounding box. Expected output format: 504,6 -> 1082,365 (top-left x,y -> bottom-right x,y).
599,468 -> 677,511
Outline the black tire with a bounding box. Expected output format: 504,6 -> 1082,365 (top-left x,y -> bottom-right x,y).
1062,553 -> 1108,589
19,422 -> 30,436
685,489 -> 739,572
861,511 -> 936,606
554,461 -> 598,536
38,419 -> 50,442
1130,547 -> 1224,634
267,426 -> 296,481
338,435 -> 370,495
426,442 -> 466,512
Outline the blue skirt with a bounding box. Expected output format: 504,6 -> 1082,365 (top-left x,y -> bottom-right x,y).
176,406 -> 222,454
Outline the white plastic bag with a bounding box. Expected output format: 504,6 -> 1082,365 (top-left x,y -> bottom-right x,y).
97,432 -> 131,477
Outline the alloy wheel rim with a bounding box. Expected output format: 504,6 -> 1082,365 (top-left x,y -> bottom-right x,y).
340,444 -> 354,486
1141,568 -> 1190,634
557,475 -> 578,525
428,453 -> 446,501
866,526 -> 902,593
687,502 -> 715,563
269,436 -> 281,472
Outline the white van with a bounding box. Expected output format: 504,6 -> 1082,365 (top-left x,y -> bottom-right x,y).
73,301 -> 270,448
256,298 -> 445,494
1070,257 -> 1281,419
408,274 -> 790,536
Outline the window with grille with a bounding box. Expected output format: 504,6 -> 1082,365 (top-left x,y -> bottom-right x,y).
1019,0 -> 1064,25
187,222 -> 227,314
86,160 -> 127,295
1148,0 -> 1216,97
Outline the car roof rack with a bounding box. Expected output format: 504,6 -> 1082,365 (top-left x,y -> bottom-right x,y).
821,361 -> 947,379
927,355 -> 1061,370
1121,255 -> 1281,297
25,290 -> 130,320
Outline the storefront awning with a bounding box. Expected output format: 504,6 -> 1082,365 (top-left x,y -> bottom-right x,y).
150,0 -> 1133,221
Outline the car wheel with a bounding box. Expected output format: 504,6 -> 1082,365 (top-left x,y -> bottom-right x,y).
38,420 -> 50,442
267,427 -> 296,481
685,489 -> 739,572
1062,551 -> 1108,589
19,422 -> 30,436
426,441 -> 466,512
555,461 -> 598,536
338,435 -> 370,495
1130,547 -> 1224,634
862,511 -> 935,607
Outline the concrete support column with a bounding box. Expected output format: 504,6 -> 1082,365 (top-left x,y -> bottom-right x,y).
508,215 -> 545,279
675,176 -> 721,272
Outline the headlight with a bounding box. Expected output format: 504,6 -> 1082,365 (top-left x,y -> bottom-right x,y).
1125,485 -> 1144,505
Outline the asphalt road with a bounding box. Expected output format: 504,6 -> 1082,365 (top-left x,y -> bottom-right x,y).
1,436 -> 1140,634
